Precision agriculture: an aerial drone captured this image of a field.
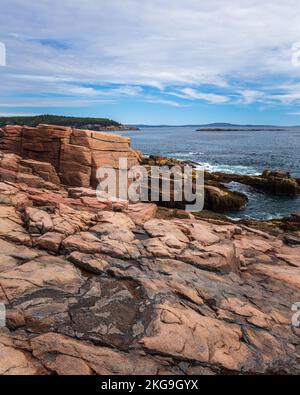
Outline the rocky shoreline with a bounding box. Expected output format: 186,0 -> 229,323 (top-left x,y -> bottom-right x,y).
0,125 -> 299,375
142,155 -> 300,216
210,170 -> 300,196
81,124 -> 140,132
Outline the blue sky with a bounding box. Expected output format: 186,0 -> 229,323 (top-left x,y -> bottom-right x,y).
1,0 -> 300,125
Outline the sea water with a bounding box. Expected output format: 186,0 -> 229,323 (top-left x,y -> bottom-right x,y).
118,126 -> 300,220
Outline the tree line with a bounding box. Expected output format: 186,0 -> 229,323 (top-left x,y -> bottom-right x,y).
0,114 -> 121,128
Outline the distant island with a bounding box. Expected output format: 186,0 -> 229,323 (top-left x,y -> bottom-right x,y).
194,122 -> 287,128
195,122 -> 287,131
196,127 -> 286,132
0,114 -> 139,131
134,122 -> 295,129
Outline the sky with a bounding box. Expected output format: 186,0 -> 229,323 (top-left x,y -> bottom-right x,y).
1,1 -> 300,125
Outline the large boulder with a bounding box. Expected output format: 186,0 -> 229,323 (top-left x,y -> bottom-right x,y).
204,185 -> 247,212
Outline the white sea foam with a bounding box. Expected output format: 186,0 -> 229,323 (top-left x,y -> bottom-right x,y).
168,151 -> 204,157
195,162 -> 260,176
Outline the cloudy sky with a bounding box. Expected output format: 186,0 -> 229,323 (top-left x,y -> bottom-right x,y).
1,0 -> 300,124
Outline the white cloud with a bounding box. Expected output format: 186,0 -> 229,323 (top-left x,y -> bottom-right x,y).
0,111 -> 39,116
0,98 -> 113,108
237,90 -> 265,104
170,88 -> 229,103
0,42 -> 6,66
1,0 -> 300,106
272,93 -> 300,104
144,98 -> 185,107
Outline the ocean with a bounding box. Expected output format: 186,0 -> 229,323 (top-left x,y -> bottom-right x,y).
117,126 -> 300,220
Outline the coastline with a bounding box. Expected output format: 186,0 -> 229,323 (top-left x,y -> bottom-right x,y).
141,154 -> 300,229
123,125 -> 300,220
0,124 -> 299,375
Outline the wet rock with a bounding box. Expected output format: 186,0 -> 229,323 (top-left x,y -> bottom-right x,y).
213,170 -> 300,196
204,184 -> 248,212
284,234 -> 300,246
